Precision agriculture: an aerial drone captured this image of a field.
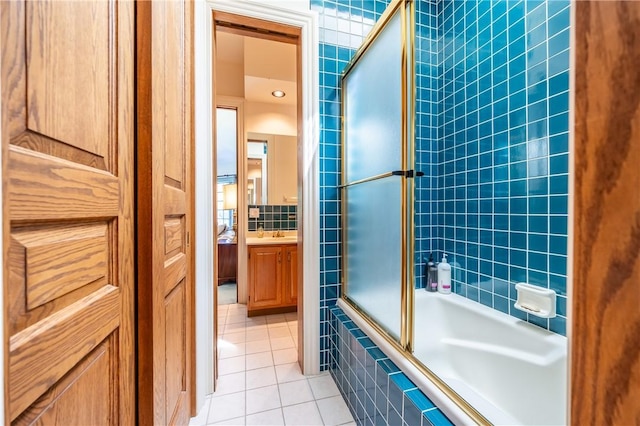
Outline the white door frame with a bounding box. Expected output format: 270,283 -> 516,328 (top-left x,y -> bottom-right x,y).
193,0 -> 320,410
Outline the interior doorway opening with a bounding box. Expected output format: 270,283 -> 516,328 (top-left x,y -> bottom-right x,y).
211,8 -> 307,392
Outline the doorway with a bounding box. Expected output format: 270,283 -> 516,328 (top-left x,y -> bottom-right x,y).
213,9 -> 302,362
192,2 -> 319,408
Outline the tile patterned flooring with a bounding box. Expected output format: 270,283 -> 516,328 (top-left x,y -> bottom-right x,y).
189,303 -> 356,426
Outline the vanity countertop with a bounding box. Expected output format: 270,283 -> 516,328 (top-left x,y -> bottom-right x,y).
246,235 -> 297,245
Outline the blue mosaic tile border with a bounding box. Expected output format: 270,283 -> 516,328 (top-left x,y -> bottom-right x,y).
329,306 -> 453,426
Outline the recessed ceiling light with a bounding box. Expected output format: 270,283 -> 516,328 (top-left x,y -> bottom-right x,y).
271,90 -> 286,98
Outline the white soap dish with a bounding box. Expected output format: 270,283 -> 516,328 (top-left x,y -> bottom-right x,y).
514,283 -> 556,318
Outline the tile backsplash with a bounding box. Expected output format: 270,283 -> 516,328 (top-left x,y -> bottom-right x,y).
247,204 -> 297,231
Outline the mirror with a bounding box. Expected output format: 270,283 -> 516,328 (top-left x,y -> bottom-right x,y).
247,132 -> 297,205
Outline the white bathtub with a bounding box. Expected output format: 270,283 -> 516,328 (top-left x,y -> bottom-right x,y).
337,291 -> 567,425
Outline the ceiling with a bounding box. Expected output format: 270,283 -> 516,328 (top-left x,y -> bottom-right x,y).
216,31 -> 297,106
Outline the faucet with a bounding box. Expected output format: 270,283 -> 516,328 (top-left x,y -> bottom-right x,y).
272,230 -> 284,238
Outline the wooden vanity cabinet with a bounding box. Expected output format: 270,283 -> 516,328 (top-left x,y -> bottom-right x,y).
283,245 -> 298,305
248,243 -> 297,316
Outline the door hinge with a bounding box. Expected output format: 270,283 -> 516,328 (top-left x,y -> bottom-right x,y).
186,231 -> 190,247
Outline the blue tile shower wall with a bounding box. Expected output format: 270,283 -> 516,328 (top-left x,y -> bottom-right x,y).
312,0 -> 392,371
435,0 -> 570,334
329,306 -> 453,426
414,0 -> 442,289
315,0 -> 569,368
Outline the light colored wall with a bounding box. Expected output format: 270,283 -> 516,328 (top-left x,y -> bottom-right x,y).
271,135 -> 298,204
245,101 -> 297,136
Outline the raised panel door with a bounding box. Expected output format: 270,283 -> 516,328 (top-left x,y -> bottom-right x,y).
2,0 -> 135,423
248,246 -> 283,311
137,1 -> 193,424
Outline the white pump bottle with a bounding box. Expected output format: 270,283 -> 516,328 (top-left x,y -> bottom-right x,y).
437,253 -> 452,294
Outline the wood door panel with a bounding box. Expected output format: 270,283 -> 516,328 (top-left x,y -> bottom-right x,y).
13,337 -> 115,426
137,0 -> 193,423
164,217 -> 184,256
165,281 -> 187,424
8,233 -> 109,335
13,132 -> 108,171
9,146 -> 119,222
165,253 -> 187,297
2,0 -> 135,424
26,0 -> 110,160
9,285 -> 120,420
162,0 -> 186,189
165,186 -> 187,215
13,223 -> 109,310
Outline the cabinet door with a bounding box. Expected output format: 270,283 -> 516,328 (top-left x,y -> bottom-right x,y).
248,246 -> 283,310
284,245 -> 298,305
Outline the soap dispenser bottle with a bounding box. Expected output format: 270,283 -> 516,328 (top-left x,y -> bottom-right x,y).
425,254 -> 438,292
437,253 -> 452,294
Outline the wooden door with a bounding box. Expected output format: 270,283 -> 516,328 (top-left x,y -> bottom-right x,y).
248,246 -> 283,311
1,0 -> 135,424
137,1 -> 194,425
284,245 -> 298,306
572,2 -> 640,423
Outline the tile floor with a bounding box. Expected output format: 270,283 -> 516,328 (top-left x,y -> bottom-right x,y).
189,303 -> 356,426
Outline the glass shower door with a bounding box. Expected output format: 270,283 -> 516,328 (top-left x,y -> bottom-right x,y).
341,1 -> 412,343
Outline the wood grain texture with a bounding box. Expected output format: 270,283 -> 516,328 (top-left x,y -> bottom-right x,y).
284,245 -> 298,306
572,2 -> 640,424
15,223 -> 108,310
9,145 -> 119,222
2,0 -> 135,423
137,0 -> 193,423
213,11 -> 301,44
26,0 -> 110,159
164,217 -> 183,256
248,245 -> 283,311
165,253 -> 187,297
9,285 -> 120,420
165,281 -> 187,425
163,0 -> 186,190
13,338 -> 114,426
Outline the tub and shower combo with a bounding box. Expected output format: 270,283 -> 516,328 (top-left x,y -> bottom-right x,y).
335,0 -> 570,424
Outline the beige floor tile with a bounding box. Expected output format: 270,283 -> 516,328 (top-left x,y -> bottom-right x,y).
246,366 -> 277,389
245,408 -> 284,426
246,385 -> 281,415
278,380 -> 314,407
282,401 -> 323,426
208,392 -> 245,423
246,351 -> 274,370
272,348 -> 297,365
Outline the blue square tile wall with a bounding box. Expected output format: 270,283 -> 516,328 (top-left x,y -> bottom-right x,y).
414,0 -> 443,290
313,0 -> 393,371
433,0 -> 570,335
329,306 -> 454,426
247,205 -> 297,231
314,0 -> 569,371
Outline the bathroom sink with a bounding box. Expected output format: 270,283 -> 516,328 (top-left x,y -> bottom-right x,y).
246,235 -> 298,245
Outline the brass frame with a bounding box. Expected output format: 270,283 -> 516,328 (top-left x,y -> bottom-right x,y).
339,1 -> 491,424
